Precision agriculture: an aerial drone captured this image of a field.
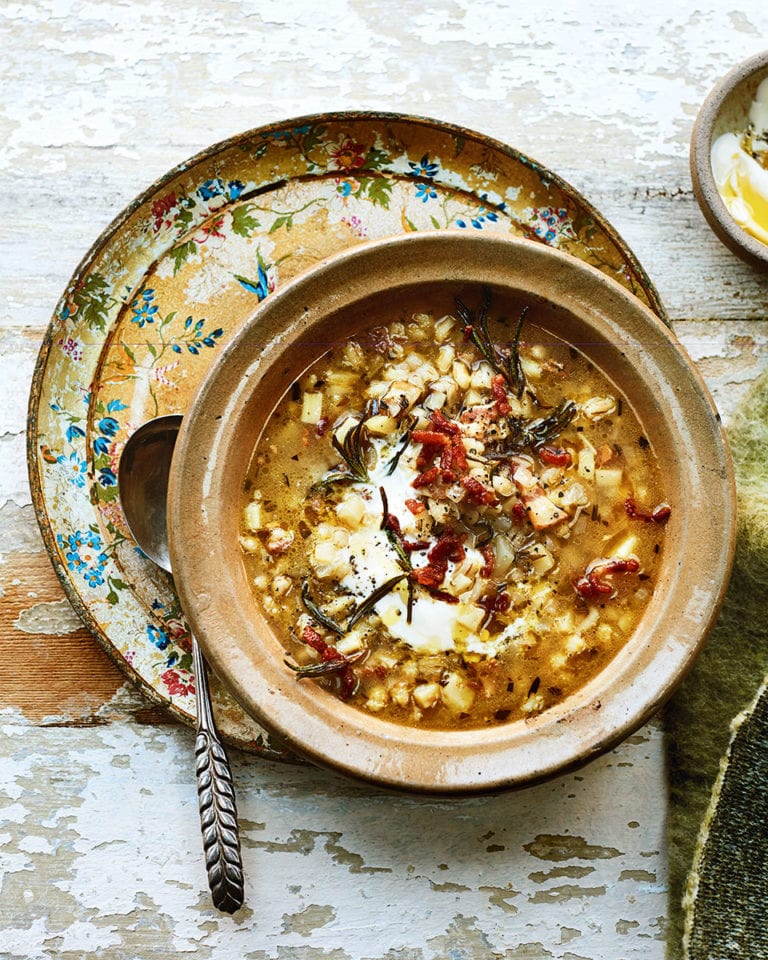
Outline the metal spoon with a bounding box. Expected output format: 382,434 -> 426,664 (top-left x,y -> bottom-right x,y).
118,414 -> 244,914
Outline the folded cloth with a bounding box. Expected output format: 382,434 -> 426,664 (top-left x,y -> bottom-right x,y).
666,370 -> 768,959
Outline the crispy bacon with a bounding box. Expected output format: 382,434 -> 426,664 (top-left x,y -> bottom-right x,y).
413,466 -> 440,488
537,445 -> 572,468
404,498 -> 426,515
625,496 -> 671,525
461,475 -> 500,506
574,557 -> 641,599
491,374 -> 511,416
480,542 -> 495,578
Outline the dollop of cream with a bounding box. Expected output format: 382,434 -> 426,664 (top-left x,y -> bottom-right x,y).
711,76 -> 768,246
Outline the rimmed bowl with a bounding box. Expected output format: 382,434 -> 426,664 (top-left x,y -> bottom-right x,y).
167,232 -> 735,795
690,50 -> 768,270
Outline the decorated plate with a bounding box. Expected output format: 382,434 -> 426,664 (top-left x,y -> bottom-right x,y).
27,111 -> 666,756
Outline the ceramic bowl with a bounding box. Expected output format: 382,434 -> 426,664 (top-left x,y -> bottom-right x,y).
690,50 -> 768,270
167,232 -> 735,795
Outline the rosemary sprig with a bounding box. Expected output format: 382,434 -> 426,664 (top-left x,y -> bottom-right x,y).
300,581 -> 344,635
506,398 -> 577,452
285,649 -> 366,678
346,573 -> 409,630
331,416 -> 370,482
455,290 -> 527,398
384,417 -> 415,476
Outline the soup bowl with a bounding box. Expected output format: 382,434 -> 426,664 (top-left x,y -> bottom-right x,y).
167,232 -> 735,794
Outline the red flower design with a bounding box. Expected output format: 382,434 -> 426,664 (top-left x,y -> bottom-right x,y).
161,668 -> 195,697
328,138 -> 366,171
151,192 -> 177,232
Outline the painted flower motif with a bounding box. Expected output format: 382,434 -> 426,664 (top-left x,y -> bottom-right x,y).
456,194 -> 506,230
57,336 -> 83,361
235,260 -> 275,302
161,668 -> 195,697
227,180 -> 245,200
328,137 -> 367,172
57,450 -> 88,488
408,154 -> 439,178
57,529 -> 108,586
130,289 -> 159,327
195,217 -> 226,243
415,181 -> 438,203
528,206 -> 574,244
146,623 -> 170,650
198,178 -> 225,202
336,178 -> 357,197
97,466 -> 117,488
171,317 -> 225,355
340,214 -> 367,238
151,192 -> 178,232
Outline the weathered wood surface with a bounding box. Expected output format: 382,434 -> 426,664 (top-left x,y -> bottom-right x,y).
2,2 -> 768,958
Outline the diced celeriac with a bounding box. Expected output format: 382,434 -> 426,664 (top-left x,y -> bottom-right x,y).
301,391 -> 323,424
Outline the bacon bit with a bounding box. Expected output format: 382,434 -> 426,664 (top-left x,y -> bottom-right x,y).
411,531 -> 466,596
574,557 -> 641,599
480,543 -> 495,577
301,625 -> 343,662
430,408 -> 461,436
479,589 -> 511,621
403,539 -> 431,552
491,374 -> 511,416
461,474 -> 500,506
439,442 -> 457,482
512,501 -> 527,525
315,416 -> 331,437
405,498 -> 426,515
413,466 -> 440,488
625,496 -> 671,525
449,435 -> 468,473
384,513 -> 401,536
429,531 -> 466,565
301,626 -> 356,700
412,430 -> 450,447
537,445 -> 572,468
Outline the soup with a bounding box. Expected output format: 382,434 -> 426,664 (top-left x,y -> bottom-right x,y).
239,293 -> 669,729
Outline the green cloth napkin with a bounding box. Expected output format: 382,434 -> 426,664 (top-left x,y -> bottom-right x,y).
666,370 -> 768,958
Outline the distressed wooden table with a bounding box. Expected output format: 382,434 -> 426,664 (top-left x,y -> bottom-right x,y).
2,3 -> 768,958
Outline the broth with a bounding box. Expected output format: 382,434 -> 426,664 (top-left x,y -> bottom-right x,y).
240,294 -> 669,729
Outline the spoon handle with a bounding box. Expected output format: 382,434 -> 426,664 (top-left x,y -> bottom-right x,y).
192,637 -> 245,914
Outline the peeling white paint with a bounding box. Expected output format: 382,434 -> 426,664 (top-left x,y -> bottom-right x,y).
13,599 -> 84,635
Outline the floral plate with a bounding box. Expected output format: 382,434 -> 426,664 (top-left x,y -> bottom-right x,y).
27,111 -> 666,756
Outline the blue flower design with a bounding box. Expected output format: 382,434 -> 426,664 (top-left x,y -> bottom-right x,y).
97,467 -> 117,488
171,316 -> 224,355
107,399 -> 128,413
198,178 -> 224,201
66,424 -> 86,443
227,180 -> 245,200
337,180 -> 353,197
57,451 -> 88,488
235,261 -> 272,302
98,417 -> 119,438
415,182 -> 438,203
146,623 -> 170,650
408,154 -> 439,178
93,436 -> 111,456
56,530 -> 108,587
130,289 -> 159,327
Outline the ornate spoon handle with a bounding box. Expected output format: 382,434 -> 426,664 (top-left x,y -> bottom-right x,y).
193,636 -> 244,913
